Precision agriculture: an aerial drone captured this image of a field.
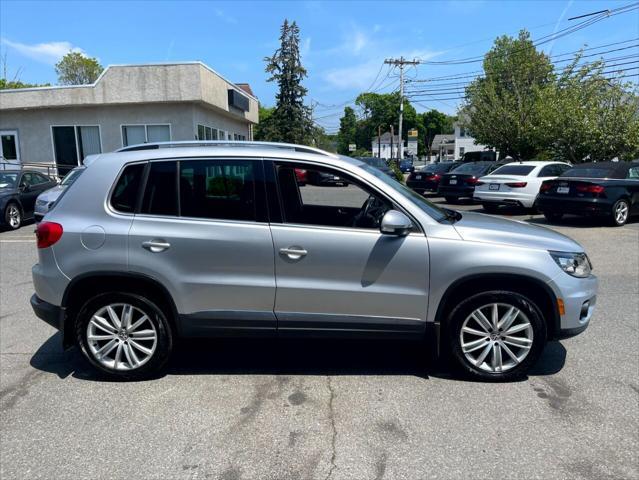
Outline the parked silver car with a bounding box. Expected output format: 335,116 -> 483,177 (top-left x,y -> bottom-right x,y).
34,167 -> 84,222
31,142 -> 598,381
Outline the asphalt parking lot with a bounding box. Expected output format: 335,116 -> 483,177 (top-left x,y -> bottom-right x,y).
1,198 -> 638,480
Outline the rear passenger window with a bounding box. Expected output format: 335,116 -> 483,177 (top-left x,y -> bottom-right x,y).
179,159 -> 256,221
141,162 -> 178,216
111,163 -> 145,213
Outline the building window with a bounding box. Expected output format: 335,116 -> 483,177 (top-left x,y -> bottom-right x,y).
122,124 -> 170,147
459,147 -> 465,157
52,125 -> 101,173
196,124 -> 219,141
459,127 -> 466,138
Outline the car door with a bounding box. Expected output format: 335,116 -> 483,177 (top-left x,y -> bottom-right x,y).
267,160 -> 430,335
18,173 -> 44,217
626,166 -> 639,213
127,158 -> 277,335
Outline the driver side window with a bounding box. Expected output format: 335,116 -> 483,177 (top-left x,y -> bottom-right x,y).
275,163 -> 391,230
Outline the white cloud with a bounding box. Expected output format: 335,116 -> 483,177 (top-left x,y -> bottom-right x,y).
1,38 -> 86,65
214,8 -> 237,24
301,37 -> 312,57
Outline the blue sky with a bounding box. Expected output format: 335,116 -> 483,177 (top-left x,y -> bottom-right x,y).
1,0 -> 638,131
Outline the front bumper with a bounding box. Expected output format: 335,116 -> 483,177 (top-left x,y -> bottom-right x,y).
549,273 -> 598,339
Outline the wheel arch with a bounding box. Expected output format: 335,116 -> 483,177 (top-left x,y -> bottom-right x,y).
61,271 -> 180,348
434,273 -> 560,341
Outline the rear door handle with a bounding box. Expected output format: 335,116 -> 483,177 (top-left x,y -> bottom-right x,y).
142,240 -> 171,253
279,247 -> 307,260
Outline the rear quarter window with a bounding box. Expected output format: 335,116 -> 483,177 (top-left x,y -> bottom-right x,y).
111,163 -> 145,213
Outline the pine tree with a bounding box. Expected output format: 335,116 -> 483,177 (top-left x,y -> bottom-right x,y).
264,20 -> 312,144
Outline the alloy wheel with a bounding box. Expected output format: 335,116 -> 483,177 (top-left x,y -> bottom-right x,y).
7,205 -> 21,229
86,303 -> 158,371
459,303 -> 533,373
614,201 -> 629,225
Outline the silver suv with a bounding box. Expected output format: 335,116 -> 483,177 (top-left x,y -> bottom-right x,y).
31,142 -> 598,381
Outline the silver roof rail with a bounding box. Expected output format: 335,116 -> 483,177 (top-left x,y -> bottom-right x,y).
116,140 -> 337,157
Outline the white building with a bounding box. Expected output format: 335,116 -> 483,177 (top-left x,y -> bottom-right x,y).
430,123 -> 492,161
370,132 -> 404,160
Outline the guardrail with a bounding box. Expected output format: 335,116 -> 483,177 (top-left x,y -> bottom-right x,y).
0,160 -> 69,180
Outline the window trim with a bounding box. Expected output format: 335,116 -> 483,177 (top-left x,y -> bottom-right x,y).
268,159 -> 423,234
120,123 -> 172,147
50,124 -> 103,166
107,160 -> 149,216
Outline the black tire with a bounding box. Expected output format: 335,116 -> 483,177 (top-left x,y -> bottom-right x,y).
609,198 -> 630,227
76,292 -> 173,380
543,211 -> 563,223
4,202 -> 22,230
445,196 -> 458,204
482,203 -> 499,213
446,291 -> 547,382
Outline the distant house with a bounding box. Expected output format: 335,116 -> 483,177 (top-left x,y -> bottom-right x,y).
0,62 -> 258,173
370,132 -> 404,159
429,123 -> 492,161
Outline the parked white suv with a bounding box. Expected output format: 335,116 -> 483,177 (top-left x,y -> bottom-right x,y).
31,142 -> 597,381
474,161 -> 572,212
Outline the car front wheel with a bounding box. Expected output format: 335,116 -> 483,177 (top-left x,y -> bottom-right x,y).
76,292 -> 173,380
4,203 -> 22,230
447,291 -> 546,382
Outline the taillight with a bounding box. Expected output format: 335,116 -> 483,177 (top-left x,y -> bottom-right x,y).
36,222 -> 63,248
576,184 -> 605,194
466,177 -> 479,185
540,182 -> 553,192
506,182 -> 527,188
426,174 -> 441,181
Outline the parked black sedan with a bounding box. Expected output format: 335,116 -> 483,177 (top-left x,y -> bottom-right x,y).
0,170 -> 58,229
406,161 -> 459,194
536,161 -> 639,226
437,161 -> 506,203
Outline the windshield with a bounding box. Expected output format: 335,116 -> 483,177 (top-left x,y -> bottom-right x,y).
422,163 -> 454,173
490,165 -> 535,176
562,167 -> 615,179
360,164 -> 448,222
0,172 -> 18,188
61,168 -> 84,186
362,157 -> 388,168
450,162 -> 489,175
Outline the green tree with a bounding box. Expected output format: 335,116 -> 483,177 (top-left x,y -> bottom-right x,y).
264,19 -> 313,144
462,30 -> 554,159
337,106 -> 357,155
0,78 -> 50,89
545,58 -> 639,162
55,52 -> 103,85
253,105 -> 278,141
420,110 -> 456,156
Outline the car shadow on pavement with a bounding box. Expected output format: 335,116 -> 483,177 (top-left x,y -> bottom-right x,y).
30,332 -> 567,383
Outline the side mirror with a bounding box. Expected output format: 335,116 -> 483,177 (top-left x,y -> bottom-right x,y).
380,210 -> 412,236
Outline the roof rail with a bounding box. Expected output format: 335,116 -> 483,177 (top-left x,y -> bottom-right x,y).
116,140 -> 337,157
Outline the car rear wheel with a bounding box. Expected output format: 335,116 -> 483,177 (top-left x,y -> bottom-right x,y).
610,199 -> 630,227
445,196 -> 458,204
4,203 -> 22,230
447,291 -> 546,382
76,292 -> 173,380
482,203 -> 499,213
543,211 -> 563,223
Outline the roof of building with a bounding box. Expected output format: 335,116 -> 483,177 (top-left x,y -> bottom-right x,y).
235,83 -> 255,96
371,132 -> 400,143
430,134 -> 455,149
0,62 -> 258,123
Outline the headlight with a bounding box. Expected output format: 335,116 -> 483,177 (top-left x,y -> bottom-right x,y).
549,251 -> 592,278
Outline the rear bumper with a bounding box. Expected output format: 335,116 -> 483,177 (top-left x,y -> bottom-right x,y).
406,180 -> 439,192
438,185 -> 475,197
537,196 -> 613,216
30,294 -> 63,331
473,191 -> 536,208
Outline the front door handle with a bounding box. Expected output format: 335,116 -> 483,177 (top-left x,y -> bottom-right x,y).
142,240 -> 171,253
279,246 -> 307,260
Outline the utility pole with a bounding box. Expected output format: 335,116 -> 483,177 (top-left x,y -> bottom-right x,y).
384,57 -> 420,162
378,125 -> 381,158
390,124 -> 394,161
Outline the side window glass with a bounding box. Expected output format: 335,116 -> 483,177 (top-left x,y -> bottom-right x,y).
276,164 -> 391,229
21,173 -> 33,186
627,167 -> 639,179
111,163 -> 145,213
141,161 -> 178,216
180,159 -> 256,221
538,165 -> 552,177
33,173 -> 50,184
